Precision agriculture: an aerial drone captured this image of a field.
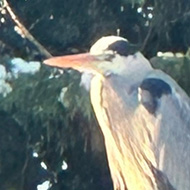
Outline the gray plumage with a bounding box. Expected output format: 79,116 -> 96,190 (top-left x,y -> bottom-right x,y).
44,36 -> 190,190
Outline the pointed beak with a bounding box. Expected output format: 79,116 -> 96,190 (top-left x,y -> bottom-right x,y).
43,53 -> 99,73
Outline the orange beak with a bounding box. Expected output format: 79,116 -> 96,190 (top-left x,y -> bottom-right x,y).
43,53 -> 99,73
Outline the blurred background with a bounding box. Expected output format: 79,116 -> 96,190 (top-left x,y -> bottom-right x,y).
0,0 -> 190,189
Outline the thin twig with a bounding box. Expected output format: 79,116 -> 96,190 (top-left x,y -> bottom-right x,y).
3,0 -> 52,58
140,23 -> 153,52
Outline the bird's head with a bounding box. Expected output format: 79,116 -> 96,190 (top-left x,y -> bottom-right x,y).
44,36 -> 151,77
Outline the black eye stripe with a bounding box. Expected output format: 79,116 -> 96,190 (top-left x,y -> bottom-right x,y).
107,40 -> 138,56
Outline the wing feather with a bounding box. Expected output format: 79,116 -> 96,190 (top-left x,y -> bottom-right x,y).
90,72 -> 190,190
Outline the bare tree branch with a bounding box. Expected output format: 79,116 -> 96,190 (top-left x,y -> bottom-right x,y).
2,0 -> 52,58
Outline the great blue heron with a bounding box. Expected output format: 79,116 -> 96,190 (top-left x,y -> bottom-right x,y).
44,36 -> 190,190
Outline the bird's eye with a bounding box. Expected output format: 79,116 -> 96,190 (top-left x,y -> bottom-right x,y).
104,53 -> 115,62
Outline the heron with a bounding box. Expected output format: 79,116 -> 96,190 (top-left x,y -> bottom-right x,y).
44,36 -> 190,190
